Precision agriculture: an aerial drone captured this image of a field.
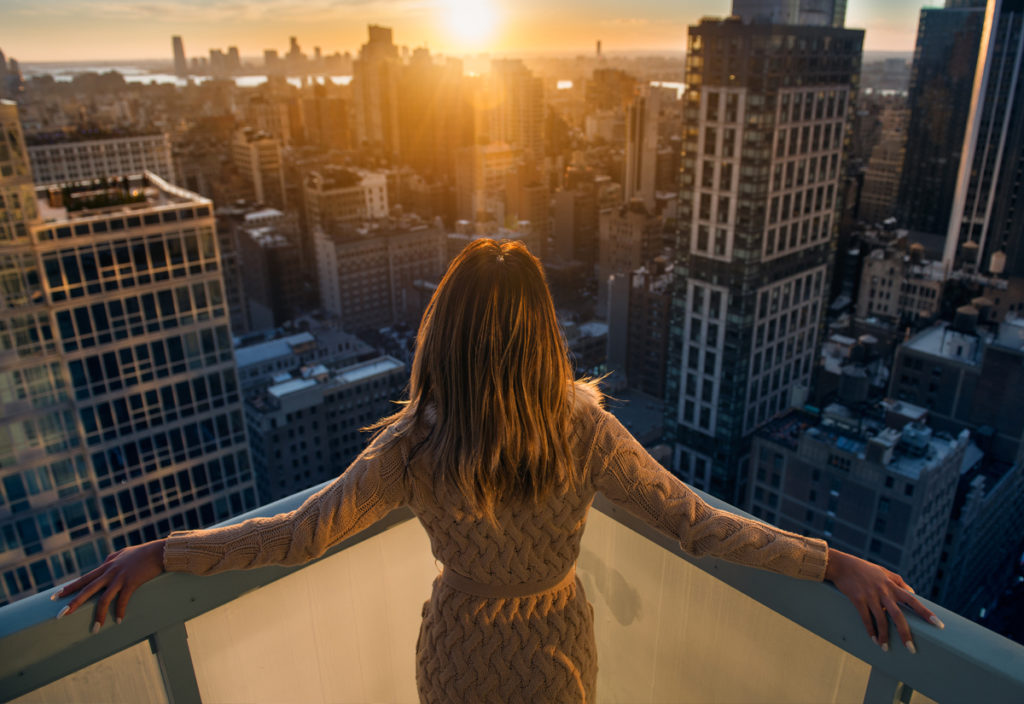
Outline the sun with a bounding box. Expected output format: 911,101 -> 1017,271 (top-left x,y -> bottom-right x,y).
443,0 -> 498,49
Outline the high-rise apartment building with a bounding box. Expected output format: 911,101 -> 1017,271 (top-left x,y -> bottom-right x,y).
0,102 -> 257,604
26,133 -> 175,186
945,0 -> 1024,276
667,19 -> 863,502
172,36 -> 187,78
896,2 -> 985,236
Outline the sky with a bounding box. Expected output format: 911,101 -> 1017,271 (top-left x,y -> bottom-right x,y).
1,0 -> 930,63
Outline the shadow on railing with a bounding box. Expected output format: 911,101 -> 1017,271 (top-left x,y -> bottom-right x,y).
1,485 -> 1022,703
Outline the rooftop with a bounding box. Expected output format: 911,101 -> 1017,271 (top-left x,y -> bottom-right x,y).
235,332 -> 316,368
2,488 -> 1021,703
904,323 -> 988,366
33,171 -> 207,223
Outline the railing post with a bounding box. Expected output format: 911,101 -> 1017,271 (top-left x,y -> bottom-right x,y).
151,623 -> 202,704
863,667 -> 914,704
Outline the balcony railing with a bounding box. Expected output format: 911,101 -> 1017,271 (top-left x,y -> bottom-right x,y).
1,486 -> 1022,703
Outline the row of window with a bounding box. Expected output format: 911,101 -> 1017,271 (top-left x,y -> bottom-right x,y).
775,122 -> 842,158
35,206 -> 211,243
67,323 -> 233,400
771,154 -> 839,193
0,456 -> 91,513
1,360 -> 68,410
101,450 -> 251,531
91,413 -> 247,489
55,281 -> 226,354
42,227 -> 218,303
768,185 -> 835,225
79,372 -> 241,447
2,409 -> 80,465
764,214 -> 832,258
0,312 -> 57,359
1,537 -> 108,605
0,497 -> 100,558
778,89 -> 847,125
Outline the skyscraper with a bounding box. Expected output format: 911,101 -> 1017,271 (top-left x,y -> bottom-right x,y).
172,36 -> 187,78
624,87 -> 661,210
897,1 -> 985,236
352,25 -> 401,157
944,0 -> 1024,277
0,101 -> 257,605
667,18 -> 863,503
488,60 -> 545,163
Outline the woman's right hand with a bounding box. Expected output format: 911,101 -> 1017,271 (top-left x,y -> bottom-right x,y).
53,539 -> 166,632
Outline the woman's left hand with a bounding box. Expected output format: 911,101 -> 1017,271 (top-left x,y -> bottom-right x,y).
825,547 -> 944,653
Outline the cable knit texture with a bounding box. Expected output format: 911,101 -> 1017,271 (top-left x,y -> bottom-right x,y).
164,385 -> 828,703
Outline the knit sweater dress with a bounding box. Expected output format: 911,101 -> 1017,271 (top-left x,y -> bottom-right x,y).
163,388 -> 829,703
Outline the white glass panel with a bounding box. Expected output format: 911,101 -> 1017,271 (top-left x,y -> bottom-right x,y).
11,641 -> 167,704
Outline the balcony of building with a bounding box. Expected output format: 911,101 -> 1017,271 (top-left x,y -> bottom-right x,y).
1,486 -> 1022,703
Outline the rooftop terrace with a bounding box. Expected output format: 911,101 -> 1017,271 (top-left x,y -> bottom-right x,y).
2,487 -> 1022,703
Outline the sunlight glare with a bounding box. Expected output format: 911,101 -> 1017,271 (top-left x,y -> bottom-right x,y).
443,0 -> 498,48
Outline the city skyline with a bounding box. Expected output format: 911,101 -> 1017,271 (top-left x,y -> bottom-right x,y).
5,0 -> 922,62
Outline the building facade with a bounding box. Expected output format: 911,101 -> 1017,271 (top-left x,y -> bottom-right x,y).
315,220 -> 447,332
26,133 -> 175,186
749,402 -> 969,596
667,19 -> 863,502
245,356 -> 406,502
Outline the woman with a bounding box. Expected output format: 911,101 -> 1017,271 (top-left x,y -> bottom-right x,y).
55,239 -> 942,702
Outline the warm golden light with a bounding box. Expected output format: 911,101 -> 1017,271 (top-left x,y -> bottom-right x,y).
443,0 -> 498,48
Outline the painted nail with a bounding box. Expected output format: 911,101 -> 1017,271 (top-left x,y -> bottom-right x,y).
871,636 -> 878,646
116,617 -> 123,625
905,640 -> 917,655
929,615 -> 945,629
56,605 -> 70,620
881,641 -> 889,652
90,621 -> 101,635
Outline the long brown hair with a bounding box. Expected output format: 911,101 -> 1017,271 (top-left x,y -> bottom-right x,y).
371,238 -> 582,515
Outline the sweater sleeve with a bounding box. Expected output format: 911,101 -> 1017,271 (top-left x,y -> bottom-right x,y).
163,427 -> 410,576
589,409 -> 828,581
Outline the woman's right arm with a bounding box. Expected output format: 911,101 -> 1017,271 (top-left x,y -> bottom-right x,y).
55,426 -> 410,631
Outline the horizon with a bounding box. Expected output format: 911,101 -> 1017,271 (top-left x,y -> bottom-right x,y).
3,0 -> 930,63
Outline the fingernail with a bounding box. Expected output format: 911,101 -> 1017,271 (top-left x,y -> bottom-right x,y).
50,592 -> 58,601
881,641 -> 889,652
905,640 -> 916,655
90,621 -> 101,634
907,585 -> 915,594
56,605 -> 70,620
929,615 -> 945,629
116,617 -> 123,625
871,636 -> 878,646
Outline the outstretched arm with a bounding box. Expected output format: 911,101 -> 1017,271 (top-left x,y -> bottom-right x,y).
589,409 -> 942,651
54,427 -> 410,631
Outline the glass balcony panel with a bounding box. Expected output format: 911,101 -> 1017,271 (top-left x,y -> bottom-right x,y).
10,641 -> 167,704
580,508 -> 870,703
184,517 -> 436,704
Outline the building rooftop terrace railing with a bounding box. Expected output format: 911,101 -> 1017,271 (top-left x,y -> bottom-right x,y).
1,485 -> 1022,703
